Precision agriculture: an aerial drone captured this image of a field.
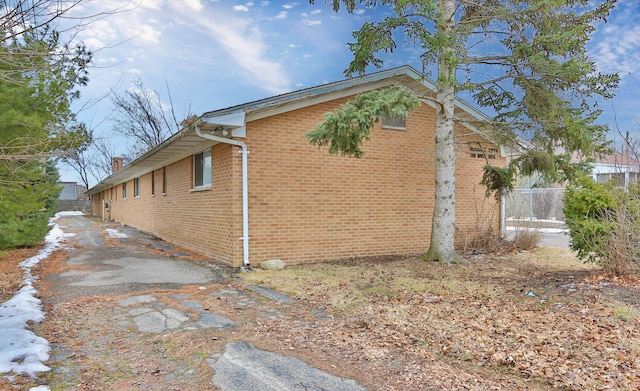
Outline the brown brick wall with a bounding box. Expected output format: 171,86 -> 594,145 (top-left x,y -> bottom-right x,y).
91,143 -> 236,264
91,96 -> 505,267
243,99 -> 503,265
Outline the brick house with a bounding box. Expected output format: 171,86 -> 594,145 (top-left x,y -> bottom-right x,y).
87,66 -> 507,267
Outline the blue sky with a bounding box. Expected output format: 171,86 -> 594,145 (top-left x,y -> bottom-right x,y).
59,0 -> 640,183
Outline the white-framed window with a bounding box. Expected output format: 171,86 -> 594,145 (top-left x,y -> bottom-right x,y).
596,172 -> 635,187
193,148 -> 212,189
122,182 -> 128,199
162,167 -> 167,195
382,114 -> 406,130
134,177 -> 140,197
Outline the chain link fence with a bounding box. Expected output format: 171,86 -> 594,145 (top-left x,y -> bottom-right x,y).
505,188 -> 567,228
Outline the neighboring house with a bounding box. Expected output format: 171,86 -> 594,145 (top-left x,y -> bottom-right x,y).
591,149 -> 640,187
58,182 -> 88,200
57,182 -> 90,213
505,148 -> 640,225
86,66 -> 507,267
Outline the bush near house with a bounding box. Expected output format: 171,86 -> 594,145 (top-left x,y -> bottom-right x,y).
564,175 -> 640,275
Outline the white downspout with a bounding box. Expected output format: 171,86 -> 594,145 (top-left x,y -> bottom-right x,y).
500,190 -> 506,237
195,126 -> 250,266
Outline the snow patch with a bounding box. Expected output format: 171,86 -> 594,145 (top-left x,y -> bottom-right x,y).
0,213 -> 76,381
105,228 -> 128,239
506,226 -> 569,234
54,211 -> 85,217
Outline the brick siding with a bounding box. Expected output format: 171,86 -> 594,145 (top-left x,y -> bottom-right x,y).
91,97 -> 504,267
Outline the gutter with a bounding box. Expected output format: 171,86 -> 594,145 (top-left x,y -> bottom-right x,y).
194,125 -> 251,267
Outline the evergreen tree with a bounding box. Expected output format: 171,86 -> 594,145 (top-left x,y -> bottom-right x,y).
308,0 -> 619,264
0,22 -> 91,247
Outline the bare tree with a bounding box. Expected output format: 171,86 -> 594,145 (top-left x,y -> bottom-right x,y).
91,137 -> 128,179
60,132 -> 93,189
110,78 -> 188,157
1,0 -> 82,42
61,136 -> 128,188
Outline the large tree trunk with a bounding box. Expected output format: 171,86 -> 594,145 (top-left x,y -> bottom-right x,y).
424,0 -> 464,264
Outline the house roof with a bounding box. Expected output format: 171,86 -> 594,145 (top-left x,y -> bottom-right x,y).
87,65 -> 496,195
593,149 -> 640,167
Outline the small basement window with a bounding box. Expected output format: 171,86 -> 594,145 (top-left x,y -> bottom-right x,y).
193,148 -> 212,189
382,114 -> 406,130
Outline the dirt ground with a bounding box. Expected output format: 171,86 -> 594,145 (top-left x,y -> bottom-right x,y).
1,239 -> 639,390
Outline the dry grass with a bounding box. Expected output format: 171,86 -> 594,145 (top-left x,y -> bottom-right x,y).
241,249 -> 640,390
2,236 -> 638,390
0,247 -> 41,302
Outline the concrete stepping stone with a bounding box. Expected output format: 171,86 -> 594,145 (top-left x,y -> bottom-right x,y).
197,313 -> 236,330
257,309 -> 286,320
128,307 -> 153,316
181,300 -> 204,310
246,285 -> 293,303
310,309 -> 331,321
134,311 -> 168,333
162,308 -> 190,323
211,287 -> 242,297
119,294 -> 157,306
208,342 -> 366,390
132,307 -> 192,333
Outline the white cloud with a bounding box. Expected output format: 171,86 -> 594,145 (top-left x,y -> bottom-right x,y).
76,19 -> 118,50
134,23 -> 162,43
178,0 -> 204,12
234,2 -> 254,12
138,0 -> 163,10
193,10 -> 290,93
589,0 -> 640,77
65,0 -> 291,99
275,11 -> 287,19
283,3 -> 295,9
354,9 -> 365,15
310,9 -> 321,15
302,19 -> 321,26
592,25 -> 640,75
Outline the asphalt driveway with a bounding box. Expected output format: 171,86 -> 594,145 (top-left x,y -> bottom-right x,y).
37,214 -> 365,391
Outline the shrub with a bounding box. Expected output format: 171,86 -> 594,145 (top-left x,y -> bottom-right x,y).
510,229 -> 542,251
564,176 -> 640,275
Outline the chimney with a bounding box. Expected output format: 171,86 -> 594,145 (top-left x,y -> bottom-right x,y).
112,157 -> 124,173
